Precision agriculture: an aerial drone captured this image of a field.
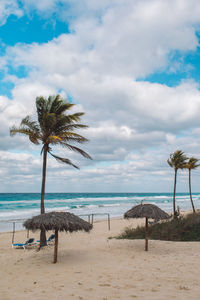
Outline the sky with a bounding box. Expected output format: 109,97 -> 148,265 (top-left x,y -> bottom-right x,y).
1,0 -> 200,193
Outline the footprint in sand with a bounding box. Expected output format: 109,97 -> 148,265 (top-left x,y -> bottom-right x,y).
178,286 -> 190,291
125,284 -> 136,288
113,285 -> 121,289
99,283 -> 111,287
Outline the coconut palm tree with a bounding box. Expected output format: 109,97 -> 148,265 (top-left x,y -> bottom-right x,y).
167,150 -> 188,217
185,157 -> 200,213
10,95 -> 92,246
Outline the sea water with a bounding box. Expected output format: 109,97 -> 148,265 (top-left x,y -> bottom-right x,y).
0,192 -> 200,232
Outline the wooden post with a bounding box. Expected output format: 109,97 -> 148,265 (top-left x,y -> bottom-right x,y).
53,230 -> 58,263
12,222 -> 15,244
91,214 -> 94,225
145,217 -> 148,251
108,214 -> 110,230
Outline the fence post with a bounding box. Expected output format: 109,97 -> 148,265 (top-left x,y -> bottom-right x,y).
12,222 -> 15,244
108,214 -> 110,230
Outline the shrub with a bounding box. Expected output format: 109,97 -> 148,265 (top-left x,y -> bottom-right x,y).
116,212 -> 200,241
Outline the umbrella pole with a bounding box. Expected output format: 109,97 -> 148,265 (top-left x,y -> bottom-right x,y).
145,217 -> 148,251
53,230 -> 58,263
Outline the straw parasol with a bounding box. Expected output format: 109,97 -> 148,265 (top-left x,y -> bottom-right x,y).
124,203 -> 169,251
24,211 -> 93,263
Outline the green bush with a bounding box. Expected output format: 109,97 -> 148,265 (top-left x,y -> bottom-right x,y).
116,212 -> 200,241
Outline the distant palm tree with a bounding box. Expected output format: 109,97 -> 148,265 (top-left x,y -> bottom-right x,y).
10,95 -> 92,246
167,150 -> 188,217
185,157 -> 200,213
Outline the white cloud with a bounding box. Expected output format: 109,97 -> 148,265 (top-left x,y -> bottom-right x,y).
0,0 -> 22,26
1,0 -> 200,191
4,1 -> 200,78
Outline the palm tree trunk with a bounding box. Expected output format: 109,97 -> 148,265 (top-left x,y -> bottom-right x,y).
40,144 -> 48,247
189,169 -> 196,213
173,169 -> 177,217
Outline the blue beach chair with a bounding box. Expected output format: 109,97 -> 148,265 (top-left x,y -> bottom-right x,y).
36,234 -> 55,245
12,238 -> 35,250
47,234 -> 55,244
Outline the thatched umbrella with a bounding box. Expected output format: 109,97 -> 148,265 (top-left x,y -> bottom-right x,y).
124,203 -> 169,251
24,211 -> 93,263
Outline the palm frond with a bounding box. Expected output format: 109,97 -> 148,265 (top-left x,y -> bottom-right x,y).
68,112 -> 85,122
56,102 -> 74,115
46,135 -> 62,144
10,126 -> 40,144
167,159 -> 173,168
48,151 -> 79,169
44,113 -> 57,132
36,96 -> 49,131
57,124 -> 88,131
52,115 -> 74,132
186,157 -> 200,170
57,131 -> 88,142
167,150 -> 188,169
59,142 -> 92,159
11,94 -> 91,162
48,95 -> 74,115
21,116 -> 40,133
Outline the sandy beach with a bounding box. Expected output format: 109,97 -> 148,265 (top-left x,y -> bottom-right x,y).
0,217 -> 200,300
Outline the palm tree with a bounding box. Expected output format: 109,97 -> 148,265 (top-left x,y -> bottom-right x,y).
10,95 -> 92,246
185,157 -> 200,213
167,150 -> 188,217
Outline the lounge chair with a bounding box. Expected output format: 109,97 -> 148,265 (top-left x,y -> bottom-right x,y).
47,234 -> 55,244
36,234 -> 55,245
12,238 -> 35,250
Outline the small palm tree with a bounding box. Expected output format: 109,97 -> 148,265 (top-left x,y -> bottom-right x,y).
185,157 -> 200,213
10,95 -> 92,246
167,150 -> 188,217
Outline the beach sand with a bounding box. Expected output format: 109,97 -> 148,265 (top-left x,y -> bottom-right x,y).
0,217 -> 200,300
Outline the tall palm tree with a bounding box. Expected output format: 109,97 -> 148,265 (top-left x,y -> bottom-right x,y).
10,95 -> 92,246
167,150 -> 188,217
185,157 -> 200,213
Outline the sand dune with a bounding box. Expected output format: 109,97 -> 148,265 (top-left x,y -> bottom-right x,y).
0,217 -> 200,300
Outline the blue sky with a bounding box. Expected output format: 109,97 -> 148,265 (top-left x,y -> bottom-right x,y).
0,13 -> 69,46
141,47 -> 200,86
1,6 -> 200,98
1,0 -> 200,193
0,10 -> 69,98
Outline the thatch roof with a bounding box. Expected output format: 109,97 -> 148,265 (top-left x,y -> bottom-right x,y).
24,211 -> 92,232
124,203 -> 169,220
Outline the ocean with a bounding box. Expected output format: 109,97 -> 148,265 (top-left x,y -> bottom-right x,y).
0,192 -> 200,232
